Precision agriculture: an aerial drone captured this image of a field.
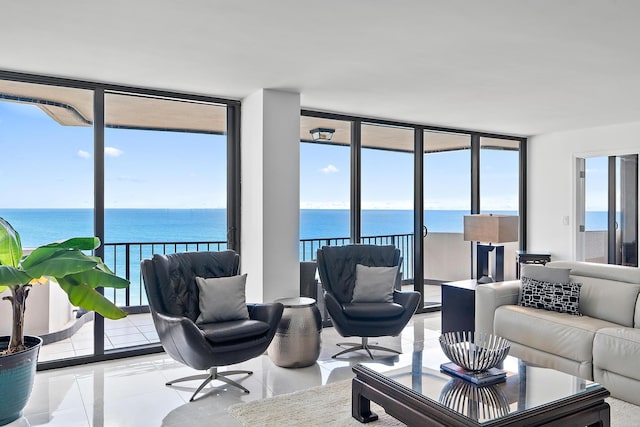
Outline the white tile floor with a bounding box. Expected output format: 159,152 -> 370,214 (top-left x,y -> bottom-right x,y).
13,312 -> 443,427
39,314 -> 160,362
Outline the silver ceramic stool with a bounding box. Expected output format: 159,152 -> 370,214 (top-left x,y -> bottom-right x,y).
267,297 -> 322,368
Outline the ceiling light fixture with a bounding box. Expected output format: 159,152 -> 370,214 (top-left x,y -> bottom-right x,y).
310,127 -> 335,142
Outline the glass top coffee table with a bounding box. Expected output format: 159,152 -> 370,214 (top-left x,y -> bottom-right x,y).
352,355 -> 610,426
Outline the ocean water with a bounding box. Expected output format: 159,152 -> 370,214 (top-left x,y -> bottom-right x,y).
0,208 -> 607,306
0,208 -> 610,248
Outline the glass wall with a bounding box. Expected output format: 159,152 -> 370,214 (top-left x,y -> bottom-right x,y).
103,92 -> 228,350
480,138 -> 520,281
578,155 -> 638,266
361,123 -> 414,283
299,116 -> 351,259
300,111 -> 525,312
423,131 -> 472,307
0,72 -> 238,366
0,79 -> 94,361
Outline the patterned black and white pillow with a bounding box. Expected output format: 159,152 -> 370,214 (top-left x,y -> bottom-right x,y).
519,277 -> 582,316
547,282 -> 582,315
520,277 -> 551,309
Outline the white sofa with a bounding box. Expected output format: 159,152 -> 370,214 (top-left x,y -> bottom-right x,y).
475,260 -> 640,405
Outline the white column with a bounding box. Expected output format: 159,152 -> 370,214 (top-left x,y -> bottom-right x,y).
241,89 -> 300,303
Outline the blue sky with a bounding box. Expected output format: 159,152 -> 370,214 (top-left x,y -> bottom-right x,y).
1,100 -> 521,211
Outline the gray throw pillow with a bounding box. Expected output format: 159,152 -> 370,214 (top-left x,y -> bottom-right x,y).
351,264 -> 397,303
521,264 -> 570,283
195,274 -> 249,324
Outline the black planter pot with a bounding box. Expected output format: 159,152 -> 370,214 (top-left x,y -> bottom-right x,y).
0,336 -> 42,426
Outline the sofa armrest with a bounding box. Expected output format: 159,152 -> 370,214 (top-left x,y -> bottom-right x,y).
475,280 -> 521,335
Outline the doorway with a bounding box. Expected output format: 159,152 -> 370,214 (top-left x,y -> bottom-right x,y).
576,154 -> 638,266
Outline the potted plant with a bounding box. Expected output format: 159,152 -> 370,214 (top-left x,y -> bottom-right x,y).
0,217 -> 129,425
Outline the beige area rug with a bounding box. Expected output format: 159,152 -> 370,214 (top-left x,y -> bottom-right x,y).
228,379 -> 640,426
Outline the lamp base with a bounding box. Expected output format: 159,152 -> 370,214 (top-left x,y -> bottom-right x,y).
477,244 -> 505,283
477,276 -> 495,284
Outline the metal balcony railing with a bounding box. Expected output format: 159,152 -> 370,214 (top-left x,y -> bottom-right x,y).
103,233 -> 414,309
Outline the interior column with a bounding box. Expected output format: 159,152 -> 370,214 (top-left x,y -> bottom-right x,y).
241,89 -> 301,302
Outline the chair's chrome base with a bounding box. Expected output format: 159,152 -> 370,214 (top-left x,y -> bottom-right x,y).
166,367 -> 253,401
332,337 -> 401,359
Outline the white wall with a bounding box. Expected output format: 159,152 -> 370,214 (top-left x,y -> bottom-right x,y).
528,121 -> 640,261
241,89 -> 301,303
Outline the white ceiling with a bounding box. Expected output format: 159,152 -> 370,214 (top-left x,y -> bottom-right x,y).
2,1 -> 640,137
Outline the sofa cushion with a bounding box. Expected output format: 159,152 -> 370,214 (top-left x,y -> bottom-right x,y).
494,305 -> 620,363
521,264 -> 570,283
577,278 -> 640,327
593,327 -> 640,381
546,261 -> 640,327
547,261 -> 640,284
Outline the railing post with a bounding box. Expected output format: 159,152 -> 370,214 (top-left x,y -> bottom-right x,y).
125,244 -> 131,307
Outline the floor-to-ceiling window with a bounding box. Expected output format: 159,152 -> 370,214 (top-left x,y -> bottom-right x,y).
479,138 -> 521,280
0,79 -> 94,362
299,116 -> 352,259
103,92 -> 228,351
423,131 -> 472,307
300,111 -> 526,313
361,123 -> 414,283
0,71 -> 239,368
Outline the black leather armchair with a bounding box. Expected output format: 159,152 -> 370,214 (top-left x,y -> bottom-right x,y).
141,251 -> 283,401
317,244 -> 420,358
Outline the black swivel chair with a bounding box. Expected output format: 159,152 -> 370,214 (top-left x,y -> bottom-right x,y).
316,244 -> 420,359
299,261 -> 318,299
141,251 -> 283,401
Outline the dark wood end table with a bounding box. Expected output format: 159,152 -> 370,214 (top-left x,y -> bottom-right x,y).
441,279 -> 477,334
516,251 -> 551,278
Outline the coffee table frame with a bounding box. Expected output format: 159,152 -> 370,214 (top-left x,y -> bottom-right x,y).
352,364 -> 610,426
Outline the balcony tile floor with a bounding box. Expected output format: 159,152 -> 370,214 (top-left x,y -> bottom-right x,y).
14,312 -> 443,427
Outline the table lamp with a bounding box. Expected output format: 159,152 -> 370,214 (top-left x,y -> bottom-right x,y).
463,214 -> 519,283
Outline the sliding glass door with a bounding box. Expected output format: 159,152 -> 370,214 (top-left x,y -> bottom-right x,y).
577,154 -> 638,266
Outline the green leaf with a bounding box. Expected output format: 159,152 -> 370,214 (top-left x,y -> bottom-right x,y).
0,266 -> 32,287
63,269 -> 130,290
0,217 -> 22,267
56,277 -> 127,320
21,249 -> 98,279
40,237 -> 100,251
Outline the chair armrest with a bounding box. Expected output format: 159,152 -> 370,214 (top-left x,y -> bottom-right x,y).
155,311 -> 203,339
475,280 -> 521,335
393,290 -> 421,314
153,312 -> 222,369
247,303 -> 284,328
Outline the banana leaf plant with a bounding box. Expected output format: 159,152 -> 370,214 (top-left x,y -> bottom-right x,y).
0,217 -> 129,354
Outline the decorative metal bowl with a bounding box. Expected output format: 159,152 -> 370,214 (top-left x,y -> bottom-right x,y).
439,332 -> 510,372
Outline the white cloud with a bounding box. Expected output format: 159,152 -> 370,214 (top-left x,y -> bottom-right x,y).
77,150 -> 91,159
320,164 -> 339,174
105,147 -> 123,157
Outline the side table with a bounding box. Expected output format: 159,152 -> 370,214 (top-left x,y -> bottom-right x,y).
441,280 -> 477,334
515,251 -> 551,278
267,297 -> 322,368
